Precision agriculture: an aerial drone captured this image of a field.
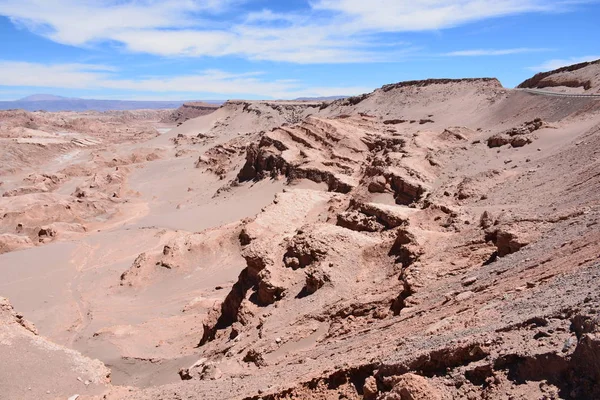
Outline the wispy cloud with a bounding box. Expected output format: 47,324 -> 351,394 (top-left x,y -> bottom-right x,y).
312,0 -> 565,31
444,48 -> 552,56
0,61 -> 371,99
0,0 -> 588,63
527,55 -> 600,71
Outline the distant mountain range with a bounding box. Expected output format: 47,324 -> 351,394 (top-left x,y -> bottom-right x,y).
18,94 -> 73,101
0,94 -> 223,112
0,93 -> 346,112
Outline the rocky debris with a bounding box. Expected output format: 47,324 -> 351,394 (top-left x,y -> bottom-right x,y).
237,138 -> 356,193
518,58 -> 600,91
389,227 -> 422,268
237,117 -> 365,192
455,170 -> 502,200
462,276 -> 478,286
570,317 -> 600,398
380,78 -> 502,92
494,229 -> 529,256
438,126 -> 475,142
283,231 -> 329,269
363,375 -> 379,400
337,201 -> 414,232
121,224 -> 242,287
0,297 -> 39,335
200,190 -> 334,344
179,359 -> 223,381
120,252 -> 151,286
100,149 -> 163,168
485,224 -> 540,257
162,102 -> 220,124
479,211 -> 495,229
337,210 -> 384,232
196,100 -> 324,139
379,373 -> 443,400
72,169 -> 127,202
455,290 -> 474,302
235,114 -> 435,206
196,143 -> 245,179
172,132 -> 216,146
0,233 -> 33,254
487,118 -> 545,148
198,363 -> 223,380
368,175 -> 388,193
35,222 -> 86,244
362,135 -> 406,153
37,225 -> 57,243
384,168 -> 430,205
383,119 -> 407,125
24,172 -> 66,188
2,183 -> 50,197
389,227 -> 424,314
0,192 -> 114,247
302,266 -> 331,295
243,349 -> 267,367
358,202 -> 415,229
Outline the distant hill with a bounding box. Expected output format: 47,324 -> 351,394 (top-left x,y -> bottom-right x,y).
0,94 -> 223,112
18,94 -> 73,102
518,59 -> 600,94
294,95 -> 348,101
162,102 -> 221,124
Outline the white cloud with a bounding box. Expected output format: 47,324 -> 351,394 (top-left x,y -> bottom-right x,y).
0,0 -> 235,44
444,48 -> 551,56
0,0 -> 587,63
528,55 -> 600,72
311,0 -> 571,31
0,61 -> 370,99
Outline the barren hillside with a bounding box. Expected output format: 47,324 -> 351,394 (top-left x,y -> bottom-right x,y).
518,59 -> 600,94
1,69 -> 600,400
162,102 -> 221,125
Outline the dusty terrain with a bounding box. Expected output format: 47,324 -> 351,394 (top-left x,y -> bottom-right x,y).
518,58 -> 600,94
1,64 -> 600,400
162,102 -> 221,125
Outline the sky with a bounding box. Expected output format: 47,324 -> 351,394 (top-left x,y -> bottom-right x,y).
0,0 -> 598,101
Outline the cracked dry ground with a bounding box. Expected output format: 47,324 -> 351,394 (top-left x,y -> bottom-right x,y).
2,78 -> 600,400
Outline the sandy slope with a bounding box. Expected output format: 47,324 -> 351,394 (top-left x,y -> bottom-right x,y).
518,58 -> 600,94
161,102 -> 220,124
1,66 -> 600,400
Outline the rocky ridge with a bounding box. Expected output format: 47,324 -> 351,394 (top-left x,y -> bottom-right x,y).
2,72 -> 600,400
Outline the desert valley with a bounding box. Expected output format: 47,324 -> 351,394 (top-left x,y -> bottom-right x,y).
1,59 -> 600,400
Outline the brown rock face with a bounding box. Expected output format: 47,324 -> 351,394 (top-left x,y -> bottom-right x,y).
495,230 -> 529,256
381,374 -> 442,400
0,233 -> 33,254
517,58 -> 600,92
362,376 -> 378,400
162,102 -> 220,124
303,266 -> 331,295
487,118 -> 545,148
486,225 -> 539,257
243,349 -> 267,367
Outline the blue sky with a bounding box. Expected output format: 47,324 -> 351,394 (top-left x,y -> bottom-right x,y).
0,0 -> 598,100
